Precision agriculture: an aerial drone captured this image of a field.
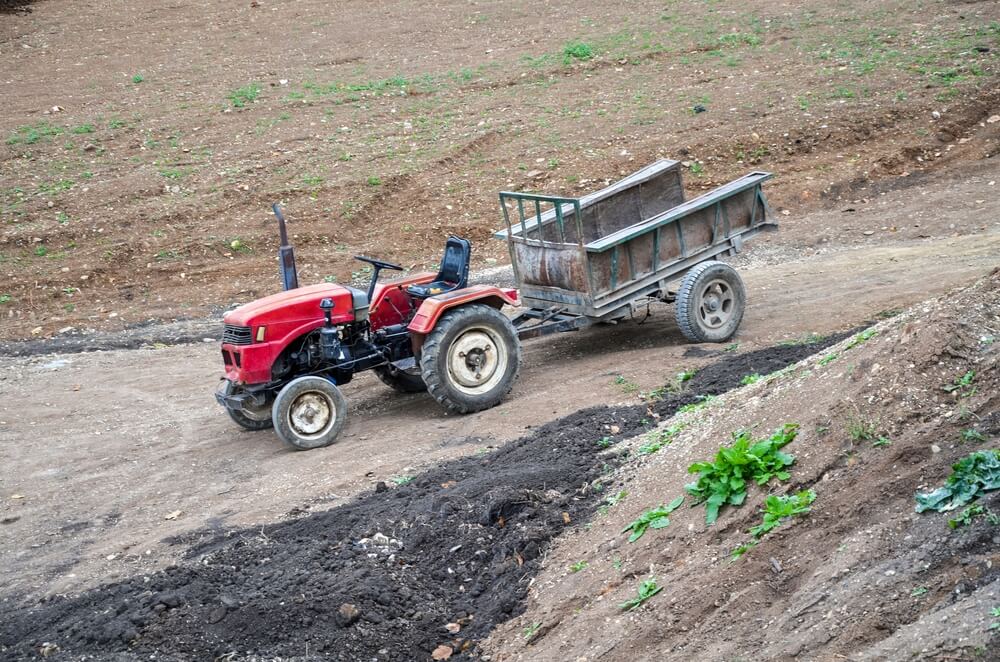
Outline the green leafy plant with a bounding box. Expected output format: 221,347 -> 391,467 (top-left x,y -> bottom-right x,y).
366,175 -> 382,186
562,41 -> 595,63
568,560 -> 588,573
596,436 -> 614,449
676,369 -> 696,384
942,370 -> 976,397
872,436 -> 892,448
748,489 -> 816,538
847,417 -> 878,442
390,474 -> 414,486
730,540 -> 757,560
132,73 -> 144,84
724,343 -> 740,352
947,503 -> 999,529
915,450 -> 1000,513
962,428 -> 987,443
34,246 -> 48,257
619,578 -> 662,611
741,373 -> 762,386
686,423 -> 798,524
622,496 -> 684,542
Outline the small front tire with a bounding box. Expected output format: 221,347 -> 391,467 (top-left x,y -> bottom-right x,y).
271,376 -> 348,450
221,380 -> 273,431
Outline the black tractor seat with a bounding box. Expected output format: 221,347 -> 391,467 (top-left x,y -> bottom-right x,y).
407,236 -> 471,299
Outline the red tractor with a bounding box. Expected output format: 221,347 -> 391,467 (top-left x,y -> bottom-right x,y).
218,161 -> 776,450
217,205 -> 520,449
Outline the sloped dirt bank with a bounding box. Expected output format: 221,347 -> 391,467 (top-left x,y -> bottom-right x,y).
483,270 -> 1000,662
0,335 -> 850,661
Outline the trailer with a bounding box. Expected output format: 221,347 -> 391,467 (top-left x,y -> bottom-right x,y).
496,159 -> 776,343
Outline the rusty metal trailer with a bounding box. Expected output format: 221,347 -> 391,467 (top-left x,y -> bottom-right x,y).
495,159 -> 776,343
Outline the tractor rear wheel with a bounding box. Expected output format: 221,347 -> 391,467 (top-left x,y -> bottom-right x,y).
221,380 -> 273,431
420,303 -> 521,414
374,362 -> 426,393
271,376 -> 348,450
675,260 -> 746,343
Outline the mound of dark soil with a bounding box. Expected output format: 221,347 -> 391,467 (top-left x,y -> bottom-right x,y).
0,334 -> 849,661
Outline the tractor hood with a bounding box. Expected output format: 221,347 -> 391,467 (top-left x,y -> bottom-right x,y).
224,283 -> 357,328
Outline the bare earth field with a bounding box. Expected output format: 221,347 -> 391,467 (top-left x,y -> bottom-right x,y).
1,0 -> 1000,660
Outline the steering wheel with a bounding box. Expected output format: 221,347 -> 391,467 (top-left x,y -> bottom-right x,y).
354,255 -> 403,271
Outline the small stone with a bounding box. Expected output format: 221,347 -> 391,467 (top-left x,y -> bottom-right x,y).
336,603 -> 361,627
987,115 -> 1000,124
445,622 -> 461,634
207,606 -> 227,624
931,444 -> 942,454
31,327 -> 43,335
432,645 -> 454,660
863,230 -> 875,236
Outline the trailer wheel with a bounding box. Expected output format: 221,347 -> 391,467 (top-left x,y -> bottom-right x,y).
374,363 -> 426,393
221,380 -> 273,431
675,260 -> 746,343
271,376 -> 348,450
420,304 -> 521,414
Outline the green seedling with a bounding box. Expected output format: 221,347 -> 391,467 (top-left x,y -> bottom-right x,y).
818,353 -> 838,366
613,375 -> 639,395
568,561 -> 588,573
676,369 -> 696,384
962,429 -> 987,443
748,489 -> 816,538
612,556 -> 623,570
596,436 -> 614,449
390,475 -> 414,486
741,373 -> 762,386
605,490 -> 628,507
911,587 -> 928,598
622,496 -> 684,542
523,622 -> 541,640
915,450 -> 1000,513
228,83 -> 261,108
942,370 -> 976,397
34,246 -> 48,257
844,328 -> 878,350
947,504 -> 999,529
0,294 -> 12,304
619,578 -> 662,611
847,418 -> 877,442
872,436 -> 892,448
731,541 -> 757,560
724,343 -> 739,352
686,423 -> 798,524
639,424 -> 684,455
990,607 -> 1000,631
132,73 -> 144,83
366,176 -> 382,186
677,395 -> 716,415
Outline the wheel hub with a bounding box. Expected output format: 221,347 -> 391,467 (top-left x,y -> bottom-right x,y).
289,392 -> 333,435
448,328 -> 506,393
697,279 -> 734,330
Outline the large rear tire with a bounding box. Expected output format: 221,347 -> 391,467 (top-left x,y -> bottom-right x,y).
675,260 -> 746,343
420,304 -> 521,414
271,376 -> 348,450
373,362 -> 426,393
220,380 -> 273,431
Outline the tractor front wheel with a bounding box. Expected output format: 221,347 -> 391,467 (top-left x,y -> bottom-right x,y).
271,376 -> 348,450
221,380 -> 273,431
420,303 -> 521,414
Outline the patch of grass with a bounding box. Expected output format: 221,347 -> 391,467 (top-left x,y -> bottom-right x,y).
724,342 -> 739,352
831,87 -> 856,99
563,41 -> 595,63
689,162 -> 705,176
34,246 -> 48,257
568,561 -> 588,573
741,373 -> 762,386
613,374 -> 640,395
686,423 -> 799,524
71,124 -> 96,135
962,429 -> 987,443
619,578 -> 662,611
622,496 -> 684,542
818,353 -> 838,366
844,328 -> 878,350
915,450 -> 1000,513
302,175 -> 324,187
718,32 -> 762,48
366,176 -> 382,186
228,83 -> 261,108
639,424 -> 684,456
677,394 -> 716,415
847,417 -> 878,442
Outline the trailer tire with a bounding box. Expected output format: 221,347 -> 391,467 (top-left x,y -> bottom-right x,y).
271,376 -> 348,450
420,303 -> 521,414
221,380 -> 273,431
675,260 -> 746,343
374,363 -> 427,393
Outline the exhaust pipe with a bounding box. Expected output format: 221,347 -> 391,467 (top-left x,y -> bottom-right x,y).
272,203 -> 299,291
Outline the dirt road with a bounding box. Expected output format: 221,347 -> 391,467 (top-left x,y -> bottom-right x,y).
2,156 -> 997,602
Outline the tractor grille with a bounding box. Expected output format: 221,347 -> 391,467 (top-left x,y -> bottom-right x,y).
222,324 -> 253,345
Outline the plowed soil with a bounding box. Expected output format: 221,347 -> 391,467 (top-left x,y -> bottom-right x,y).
0,336 -> 848,661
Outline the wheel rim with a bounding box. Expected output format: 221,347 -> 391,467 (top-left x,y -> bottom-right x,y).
447,326 -> 508,396
286,390 -> 336,440
696,278 -> 735,330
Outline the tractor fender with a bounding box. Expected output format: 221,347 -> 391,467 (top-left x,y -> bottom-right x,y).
407,285 -> 519,354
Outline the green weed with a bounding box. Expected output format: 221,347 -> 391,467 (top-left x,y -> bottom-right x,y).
749,489 -> 816,538
686,423 -> 798,524
943,370 -> 976,398
228,83 -> 261,108
872,436 -> 892,448
0,294 -> 11,304
619,579 -> 662,611
390,475 -> 414,486
622,496 -> 684,542
523,622 -> 541,640
366,176 -> 382,186
844,328 -> 878,350
741,373 -> 762,386
847,417 -> 878,442
563,41 -> 595,63
818,353 -> 838,366
132,73 -> 144,84
568,561 -> 588,573
948,503 -> 999,529
71,124 -> 95,135
613,375 -> 640,395
962,429 -> 987,443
